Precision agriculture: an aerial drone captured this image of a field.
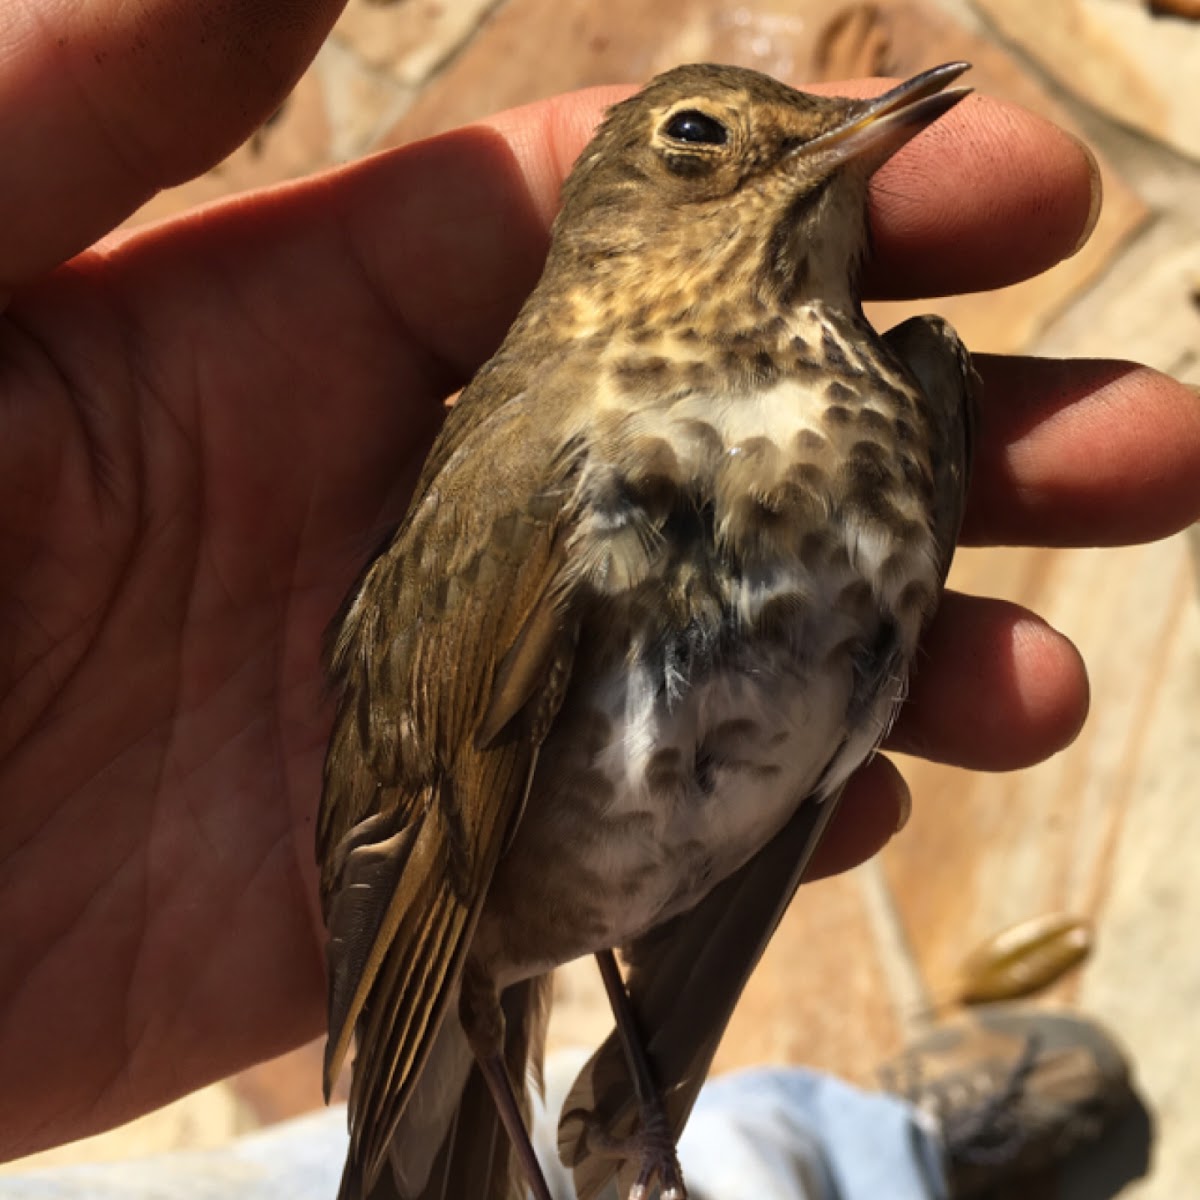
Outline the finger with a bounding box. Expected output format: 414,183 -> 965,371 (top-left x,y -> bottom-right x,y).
887,591 -> 1090,770
483,82 -> 1099,302
858,92 -> 1100,298
0,0 -> 343,296
807,755 -> 910,880
964,357 -> 1200,547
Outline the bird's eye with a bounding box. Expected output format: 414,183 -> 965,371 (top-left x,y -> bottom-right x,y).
663,110 -> 728,146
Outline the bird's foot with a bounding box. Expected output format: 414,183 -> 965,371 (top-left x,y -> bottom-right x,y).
579,1104 -> 687,1200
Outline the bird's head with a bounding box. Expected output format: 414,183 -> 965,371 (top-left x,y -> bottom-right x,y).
545,62 -> 970,321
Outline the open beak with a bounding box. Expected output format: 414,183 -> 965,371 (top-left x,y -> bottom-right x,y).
798,62 -> 971,171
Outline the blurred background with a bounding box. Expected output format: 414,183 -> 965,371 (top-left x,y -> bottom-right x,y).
8,1 -> 1198,1196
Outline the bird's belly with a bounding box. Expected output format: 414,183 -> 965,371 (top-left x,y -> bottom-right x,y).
478,636 -> 857,983
475,363 -> 940,981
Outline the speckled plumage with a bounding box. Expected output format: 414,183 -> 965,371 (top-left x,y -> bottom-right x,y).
318,61 -> 977,1200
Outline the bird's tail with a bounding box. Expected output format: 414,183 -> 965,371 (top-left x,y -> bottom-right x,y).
342,974 -> 552,1200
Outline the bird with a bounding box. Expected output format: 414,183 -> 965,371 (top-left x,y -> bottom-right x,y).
317,60 -> 978,1200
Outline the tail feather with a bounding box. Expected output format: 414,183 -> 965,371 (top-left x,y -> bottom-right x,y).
337,1002 -> 473,1200
344,974 -> 553,1200
427,975 -> 553,1200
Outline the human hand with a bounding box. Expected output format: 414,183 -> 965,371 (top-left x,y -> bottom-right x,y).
2,1 -> 1198,1161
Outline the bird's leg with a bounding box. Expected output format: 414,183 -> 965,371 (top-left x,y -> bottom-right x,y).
592,948 -> 687,1200
460,959 -> 555,1200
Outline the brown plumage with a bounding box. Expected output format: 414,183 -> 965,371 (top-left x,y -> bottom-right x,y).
318,61 -> 977,1200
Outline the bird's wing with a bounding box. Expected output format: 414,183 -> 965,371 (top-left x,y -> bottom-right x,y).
318,388 -> 582,1195
883,314 -> 979,584
559,315 -> 977,1200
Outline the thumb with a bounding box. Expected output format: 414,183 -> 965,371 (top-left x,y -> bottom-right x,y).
0,0 -> 344,299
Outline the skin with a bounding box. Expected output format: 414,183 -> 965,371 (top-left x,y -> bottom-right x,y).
1,0 -> 1199,1163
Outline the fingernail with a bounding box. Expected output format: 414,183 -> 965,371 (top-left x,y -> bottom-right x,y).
894,772 -> 913,833
1069,134 -> 1103,257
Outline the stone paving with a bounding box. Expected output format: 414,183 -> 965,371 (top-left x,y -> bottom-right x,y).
7,2 -> 1198,1196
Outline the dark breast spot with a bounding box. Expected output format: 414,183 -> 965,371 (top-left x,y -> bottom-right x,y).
799,528 -> 834,565
821,327 -> 859,375
900,454 -> 935,501
708,717 -> 759,742
790,450 -> 828,479
752,349 -> 778,382
694,749 -> 717,795
627,436 -> 683,485
785,461 -> 828,497
645,746 -> 686,797
880,551 -> 915,588
848,439 -> 894,480
749,591 -> 809,645
857,408 -> 892,434
841,451 -> 905,526
898,579 -> 934,615
836,579 -> 874,611
794,428 -> 828,454
734,435 -> 778,463
758,481 -> 819,522
677,417 -> 725,465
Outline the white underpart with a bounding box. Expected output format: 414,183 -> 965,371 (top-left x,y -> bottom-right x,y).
580,647 -> 854,941
560,362 -> 935,943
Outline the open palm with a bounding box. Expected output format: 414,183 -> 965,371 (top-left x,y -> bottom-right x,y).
1,0 -> 1197,1163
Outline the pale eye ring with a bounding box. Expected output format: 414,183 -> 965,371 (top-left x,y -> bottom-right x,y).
663,110 -> 728,146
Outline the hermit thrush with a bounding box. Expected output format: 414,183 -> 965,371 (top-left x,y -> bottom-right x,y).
318,61 -> 977,1200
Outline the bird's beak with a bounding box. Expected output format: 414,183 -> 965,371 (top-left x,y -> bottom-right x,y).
797,62 -> 971,172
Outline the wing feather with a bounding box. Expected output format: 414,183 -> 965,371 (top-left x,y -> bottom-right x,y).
419,974 -> 553,1200
319,382 -> 584,1197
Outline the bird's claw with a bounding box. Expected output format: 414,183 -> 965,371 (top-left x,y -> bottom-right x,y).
582,1104 -> 686,1200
